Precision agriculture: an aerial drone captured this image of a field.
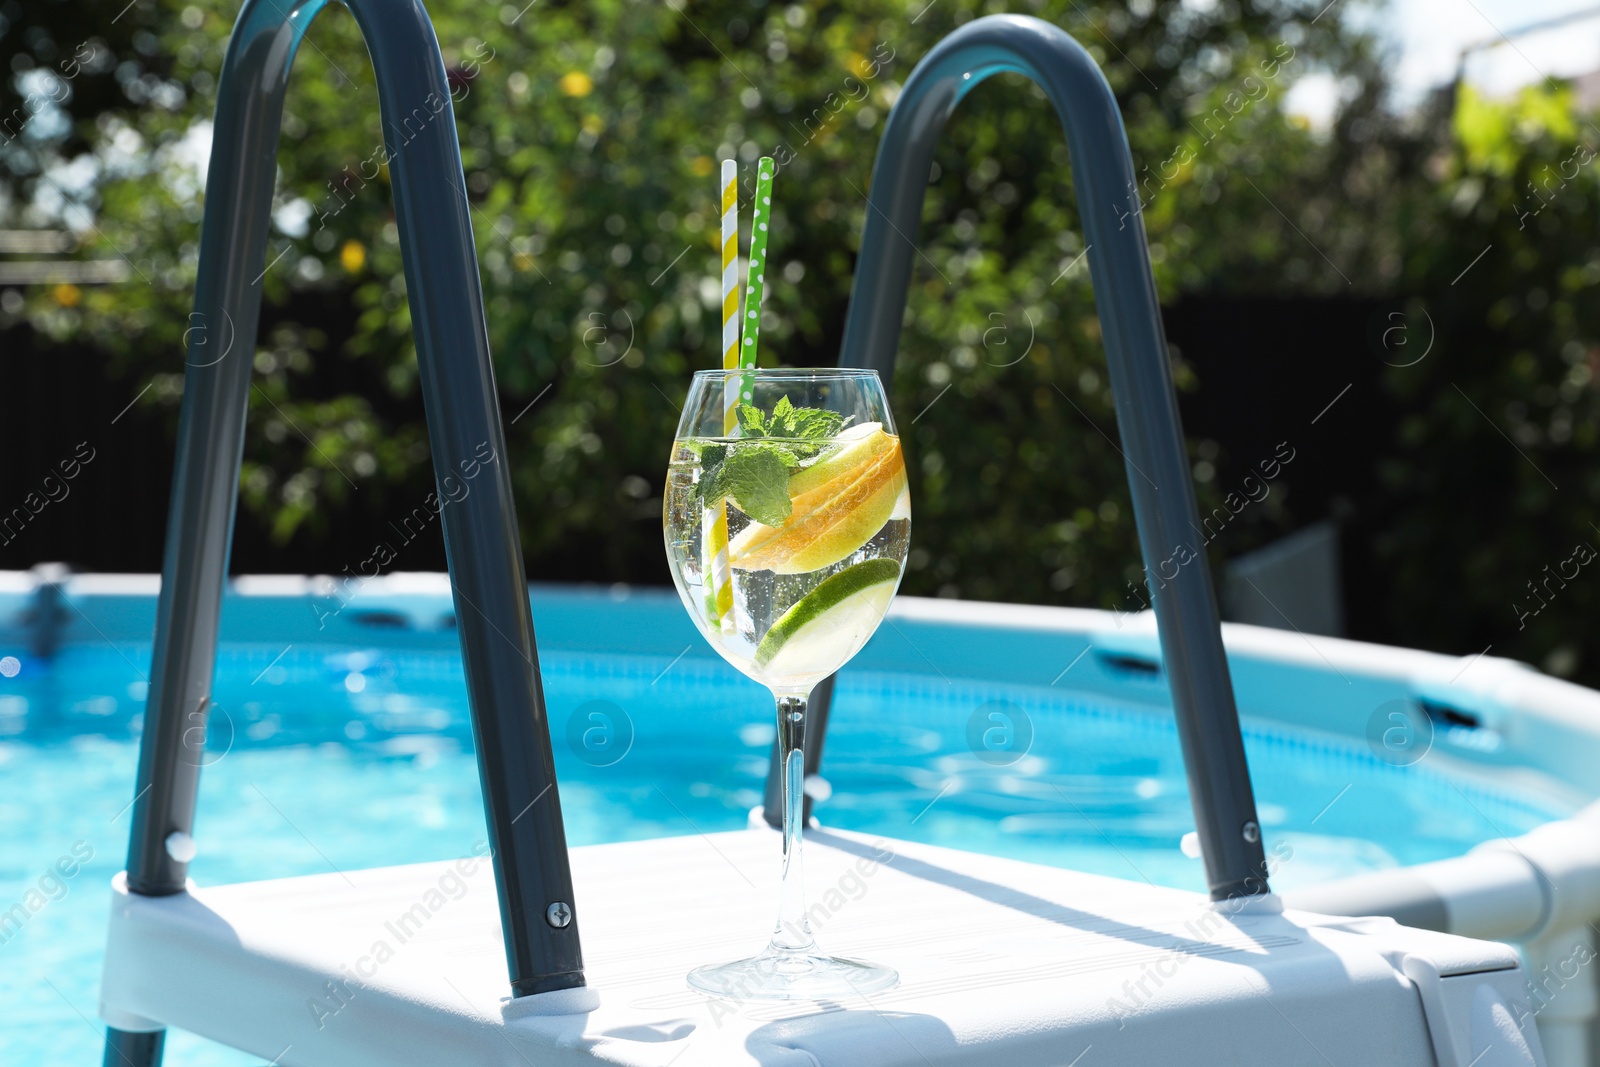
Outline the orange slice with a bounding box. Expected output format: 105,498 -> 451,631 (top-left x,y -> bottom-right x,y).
730,437 -> 907,574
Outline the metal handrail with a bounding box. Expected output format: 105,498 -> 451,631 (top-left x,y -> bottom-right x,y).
105,1 -> 581,1063
765,14 -> 1270,903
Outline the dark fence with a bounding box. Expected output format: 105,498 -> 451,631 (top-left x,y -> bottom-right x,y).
1163,295 -> 1393,641
0,292 -> 448,577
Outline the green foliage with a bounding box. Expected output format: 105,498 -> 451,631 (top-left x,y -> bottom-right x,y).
1375,85 -> 1600,681
0,0 -> 1399,610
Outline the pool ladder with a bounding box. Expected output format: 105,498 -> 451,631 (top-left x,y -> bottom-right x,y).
105,5 -> 1266,1065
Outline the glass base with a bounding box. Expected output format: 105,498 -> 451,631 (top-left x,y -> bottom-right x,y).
687,948 -> 899,1000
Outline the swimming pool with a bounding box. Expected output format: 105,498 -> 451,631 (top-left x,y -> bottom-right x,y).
1,574 -> 1584,1064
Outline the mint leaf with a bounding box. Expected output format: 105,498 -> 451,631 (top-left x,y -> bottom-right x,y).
738,397 -> 846,441
789,406 -> 846,440
705,442 -> 797,526
695,400 -> 853,519
694,440 -> 728,470
736,403 -> 768,437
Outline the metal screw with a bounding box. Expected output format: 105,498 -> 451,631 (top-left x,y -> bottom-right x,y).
1241,821 -> 1260,844
165,831 -> 197,864
546,901 -> 572,929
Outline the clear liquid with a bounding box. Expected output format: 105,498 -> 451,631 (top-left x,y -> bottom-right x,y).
664,436 -> 911,692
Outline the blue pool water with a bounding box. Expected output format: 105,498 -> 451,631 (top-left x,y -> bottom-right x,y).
1,632 -> 1572,1064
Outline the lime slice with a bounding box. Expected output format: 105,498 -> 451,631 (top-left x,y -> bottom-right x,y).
753,558 -> 902,678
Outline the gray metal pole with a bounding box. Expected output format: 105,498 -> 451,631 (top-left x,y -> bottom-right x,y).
834,14 -> 1268,901
108,1 -> 582,1062
353,0 -> 584,1000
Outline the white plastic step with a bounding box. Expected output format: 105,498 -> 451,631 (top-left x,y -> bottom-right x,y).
100,828 -> 1545,1066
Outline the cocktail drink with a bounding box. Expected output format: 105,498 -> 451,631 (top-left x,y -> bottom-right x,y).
664,367 -> 908,998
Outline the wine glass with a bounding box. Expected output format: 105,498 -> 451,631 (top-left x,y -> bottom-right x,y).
663,367 -> 909,999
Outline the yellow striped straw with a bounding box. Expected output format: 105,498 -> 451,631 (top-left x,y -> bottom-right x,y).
704,159 -> 739,628
721,159 -> 742,415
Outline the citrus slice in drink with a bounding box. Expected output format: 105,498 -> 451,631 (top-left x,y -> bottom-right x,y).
889,484 -> 910,521
729,435 -> 906,574
753,558 -> 902,676
786,422 -> 886,497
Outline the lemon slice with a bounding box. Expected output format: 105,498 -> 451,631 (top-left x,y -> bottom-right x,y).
787,422 -> 887,497
753,558 -> 903,678
889,484 -> 911,521
730,438 -> 907,574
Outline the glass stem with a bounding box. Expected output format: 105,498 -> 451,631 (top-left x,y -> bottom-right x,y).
769,692 -> 816,955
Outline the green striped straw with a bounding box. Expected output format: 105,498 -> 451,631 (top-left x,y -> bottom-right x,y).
737,157 -> 776,411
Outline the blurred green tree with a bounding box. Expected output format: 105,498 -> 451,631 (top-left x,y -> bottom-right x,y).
0,0 -> 1405,611
1371,84 -> 1600,682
